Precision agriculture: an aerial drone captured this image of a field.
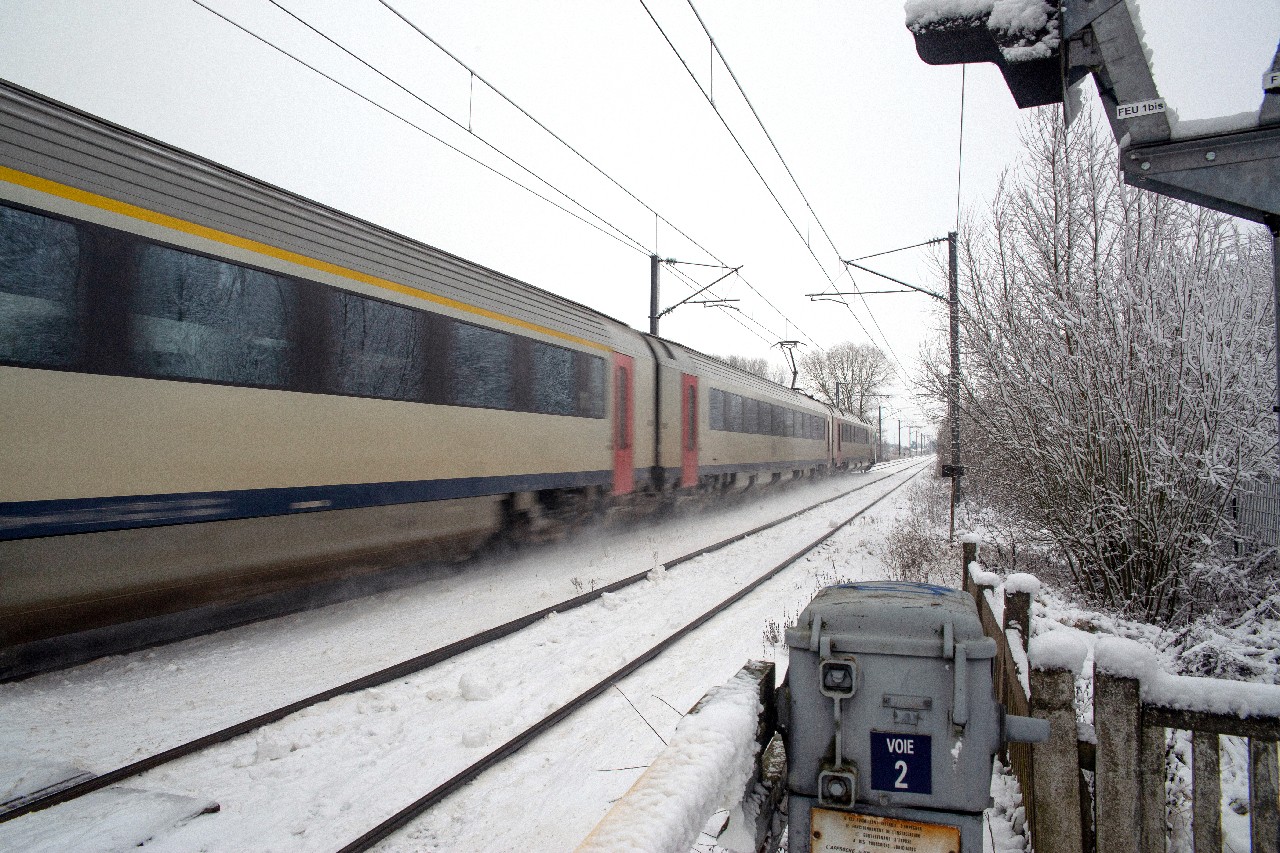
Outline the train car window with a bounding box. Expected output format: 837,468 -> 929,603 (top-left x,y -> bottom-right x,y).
709,387 -> 724,431
758,402 -> 771,436
0,204 -> 81,368
727,393 -> 743,432
450,320 -> 514,410
576,352 -> 606,419
330,289 -> 426,401
131,244 -> 296,388
743,397 -> 758,434
686,384 -> 696,450
532,341 -> 575,415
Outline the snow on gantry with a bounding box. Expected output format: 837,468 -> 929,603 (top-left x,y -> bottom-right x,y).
904,0 -> 1060,61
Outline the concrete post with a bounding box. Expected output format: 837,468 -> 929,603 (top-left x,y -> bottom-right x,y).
1139,722 -> 1166,853
1191,732 -> 1221,853
1028,665 -> 1083,853
1094,673 -> 1142,852
1250,738 -> 1279,852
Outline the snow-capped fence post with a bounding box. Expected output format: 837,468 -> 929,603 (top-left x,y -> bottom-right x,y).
1027,635 -> 1087,853
960,540 -> 977,590
1003,588 -> 1030,653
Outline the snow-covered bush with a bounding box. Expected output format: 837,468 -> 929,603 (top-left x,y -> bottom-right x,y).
883,478 -> 954,584
948,107 -> 1275,624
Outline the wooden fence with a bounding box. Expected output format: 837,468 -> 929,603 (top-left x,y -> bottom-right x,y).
960,545 -> 1280,853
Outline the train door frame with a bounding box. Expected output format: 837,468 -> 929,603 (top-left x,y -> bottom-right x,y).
612,353 -> 635,495
679,373 -> 698,487
835,418 -> 845,468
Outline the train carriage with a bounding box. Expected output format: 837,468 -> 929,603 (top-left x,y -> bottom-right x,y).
0,80 -> 637,658
663,346 -> 835,490
833,416 -> 876,471
0,78 -> 876,676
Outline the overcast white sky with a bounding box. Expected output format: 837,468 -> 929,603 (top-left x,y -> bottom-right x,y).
1,0 -> 1275,434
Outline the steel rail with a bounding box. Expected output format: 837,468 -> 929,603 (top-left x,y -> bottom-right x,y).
336,462 -> 928,852
0,459 -> 925,823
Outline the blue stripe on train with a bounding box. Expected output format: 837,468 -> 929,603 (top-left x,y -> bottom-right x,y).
1,456 -> 839,541
0,469 -> 614,542
697,458 -> 830,477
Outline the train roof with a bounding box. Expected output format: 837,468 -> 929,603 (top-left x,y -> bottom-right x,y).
0,78 -> 630,349
0,77 -> 880,432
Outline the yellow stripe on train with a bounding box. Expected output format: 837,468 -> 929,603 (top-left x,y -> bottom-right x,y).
0,164 -> 609,353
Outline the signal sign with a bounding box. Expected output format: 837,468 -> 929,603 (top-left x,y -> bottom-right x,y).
870,731 -> 933,795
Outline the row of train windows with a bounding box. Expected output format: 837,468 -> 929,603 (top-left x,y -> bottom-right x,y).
840,423 -> 870,444
0,203 -> 607,418
707,387 -> 826,440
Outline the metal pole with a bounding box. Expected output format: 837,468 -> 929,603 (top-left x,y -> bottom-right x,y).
877,404 -> 882,465
948,231 -> 962,541
650,254 -> 661,336
897,420 -> 902,458
1271,218 -> 1280,463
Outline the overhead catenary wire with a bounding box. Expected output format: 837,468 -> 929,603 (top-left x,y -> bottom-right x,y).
214,0 -> 810,362
187,0 -> 651,258
852,237 -> 948,262
828,265 -> 911,382
376,0 -> 819,350
682,0 -> 915,375
260,0 -> 768,349
682,0 -> 845,267
665,264 -> 779,348
663,0 -> 912,370
638,0 -> 834,288
635,0 -> 838,347
263,0 -> 655,257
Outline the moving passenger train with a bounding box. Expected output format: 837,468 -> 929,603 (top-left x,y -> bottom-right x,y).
0,80 -> 874,677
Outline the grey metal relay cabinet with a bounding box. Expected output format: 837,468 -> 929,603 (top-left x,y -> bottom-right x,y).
780,581 -> 1046,853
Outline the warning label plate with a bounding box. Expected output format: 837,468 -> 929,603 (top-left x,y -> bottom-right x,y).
810,809 -> 960,853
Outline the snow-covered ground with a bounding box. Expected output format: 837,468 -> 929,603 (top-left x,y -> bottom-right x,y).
3,459 -> 1033,852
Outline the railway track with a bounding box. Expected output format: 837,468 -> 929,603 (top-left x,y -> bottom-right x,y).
0,459 -> 929,848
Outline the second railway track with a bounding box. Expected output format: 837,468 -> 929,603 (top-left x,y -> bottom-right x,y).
0,460 -> 929,850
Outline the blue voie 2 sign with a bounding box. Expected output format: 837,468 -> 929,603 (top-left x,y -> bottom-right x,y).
870,731 -> 932,794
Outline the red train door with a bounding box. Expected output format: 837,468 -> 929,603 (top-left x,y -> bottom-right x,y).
680,374 -> 698,487
612,353 -> 635,495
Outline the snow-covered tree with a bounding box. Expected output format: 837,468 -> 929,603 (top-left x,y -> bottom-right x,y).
799,342 -> 894,420
955,107 -> 1275,623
